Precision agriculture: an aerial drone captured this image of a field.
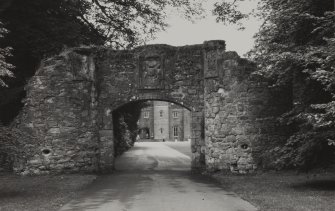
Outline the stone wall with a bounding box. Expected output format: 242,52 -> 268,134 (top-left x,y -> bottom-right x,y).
14,51 -> 100,174
203,42 -> 287,173
14,40 -> 287,174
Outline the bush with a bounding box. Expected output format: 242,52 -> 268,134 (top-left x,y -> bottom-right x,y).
0,126 -> 21,171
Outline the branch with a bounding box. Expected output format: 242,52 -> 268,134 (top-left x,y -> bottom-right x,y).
77,13 -> 105,40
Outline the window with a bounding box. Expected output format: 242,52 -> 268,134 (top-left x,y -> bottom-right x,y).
144,111 -> 149,118
160,110 -> 163,117
160,128 -> 163,134
173,111 -> 178,118
173,126 -> 179,137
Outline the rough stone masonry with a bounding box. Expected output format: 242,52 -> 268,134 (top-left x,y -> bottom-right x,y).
13,40 -> 285,175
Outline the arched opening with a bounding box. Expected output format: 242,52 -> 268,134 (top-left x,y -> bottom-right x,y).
138,127 -> 150,139
112,99 -> 193,171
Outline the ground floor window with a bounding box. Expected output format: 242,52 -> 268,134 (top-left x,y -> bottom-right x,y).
144,111 -> 149,118
173,126 -> 178,137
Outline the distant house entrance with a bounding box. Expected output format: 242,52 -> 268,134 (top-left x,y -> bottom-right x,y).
137,101 -> 191,142
139,127 -> 150,139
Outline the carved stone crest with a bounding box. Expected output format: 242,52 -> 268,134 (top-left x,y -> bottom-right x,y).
139,56 -> 164,89
204,50 -> 219,78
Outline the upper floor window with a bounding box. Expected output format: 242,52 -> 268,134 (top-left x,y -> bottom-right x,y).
173,111 -> 178,118
160,128 -> 163,134
144,111 -> 149,118
160,110 -> 163,117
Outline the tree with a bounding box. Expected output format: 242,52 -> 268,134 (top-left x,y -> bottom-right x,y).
0,0 -> 203,124
213,0 -> 335,170
212,0 -> 250,29
0,0 -> 203,84
0,0 -> 203,57
0,21 -> 13,87
0,0 -> 13,87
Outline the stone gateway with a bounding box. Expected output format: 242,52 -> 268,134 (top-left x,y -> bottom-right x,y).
14,40 -> 284,175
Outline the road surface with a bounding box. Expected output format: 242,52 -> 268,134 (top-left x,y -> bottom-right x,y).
60,142 -> 257,211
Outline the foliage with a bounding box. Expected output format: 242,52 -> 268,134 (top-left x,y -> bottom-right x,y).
80,0 -> 204,48
0,0 -> 203,57
0,0 -> 203,123
273,131 -> 335,170
0,0 -> 203,83
214,0 -> 335,170
212,0 -> 249,29
113,101 -> 149,156
252,0 -> 335,170
0,126 -> 23,171
114,116 -> 134,156
0,21 -> 13,87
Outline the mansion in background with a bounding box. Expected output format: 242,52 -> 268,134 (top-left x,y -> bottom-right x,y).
138,101 -> 191,142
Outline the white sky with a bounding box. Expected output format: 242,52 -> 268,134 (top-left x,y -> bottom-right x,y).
147,0 -> 261,57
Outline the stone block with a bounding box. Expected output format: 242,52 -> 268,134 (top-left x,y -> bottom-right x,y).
188,89 -> 197,94
48,128 -> 60,134
212,106 -> 220,114
28,159 -> 42,165
225,135 -> 236,143
99,130 -> 114,137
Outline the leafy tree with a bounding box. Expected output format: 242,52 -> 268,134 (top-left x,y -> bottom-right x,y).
213,0 -> 250,29
1,0 -> 203,57
0,21 -> 13,87
0,0 -> 203,124
214,0 -> 335,170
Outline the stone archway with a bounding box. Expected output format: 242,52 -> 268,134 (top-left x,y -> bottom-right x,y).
139,127 -> 150,139
14,40 -> 284,175
95,42 -> 208,171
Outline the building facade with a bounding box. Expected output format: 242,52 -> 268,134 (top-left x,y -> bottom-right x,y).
138,101 -> 191,141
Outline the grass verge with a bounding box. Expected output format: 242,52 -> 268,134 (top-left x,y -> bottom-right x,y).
0,173 -> 96,211
213,171 -> 335,211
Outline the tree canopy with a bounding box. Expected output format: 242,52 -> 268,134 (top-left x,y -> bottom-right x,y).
0,0 -> 203,86
0,21 -> 13,87
214,0 -> 335,170
0,0 -> 203,124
